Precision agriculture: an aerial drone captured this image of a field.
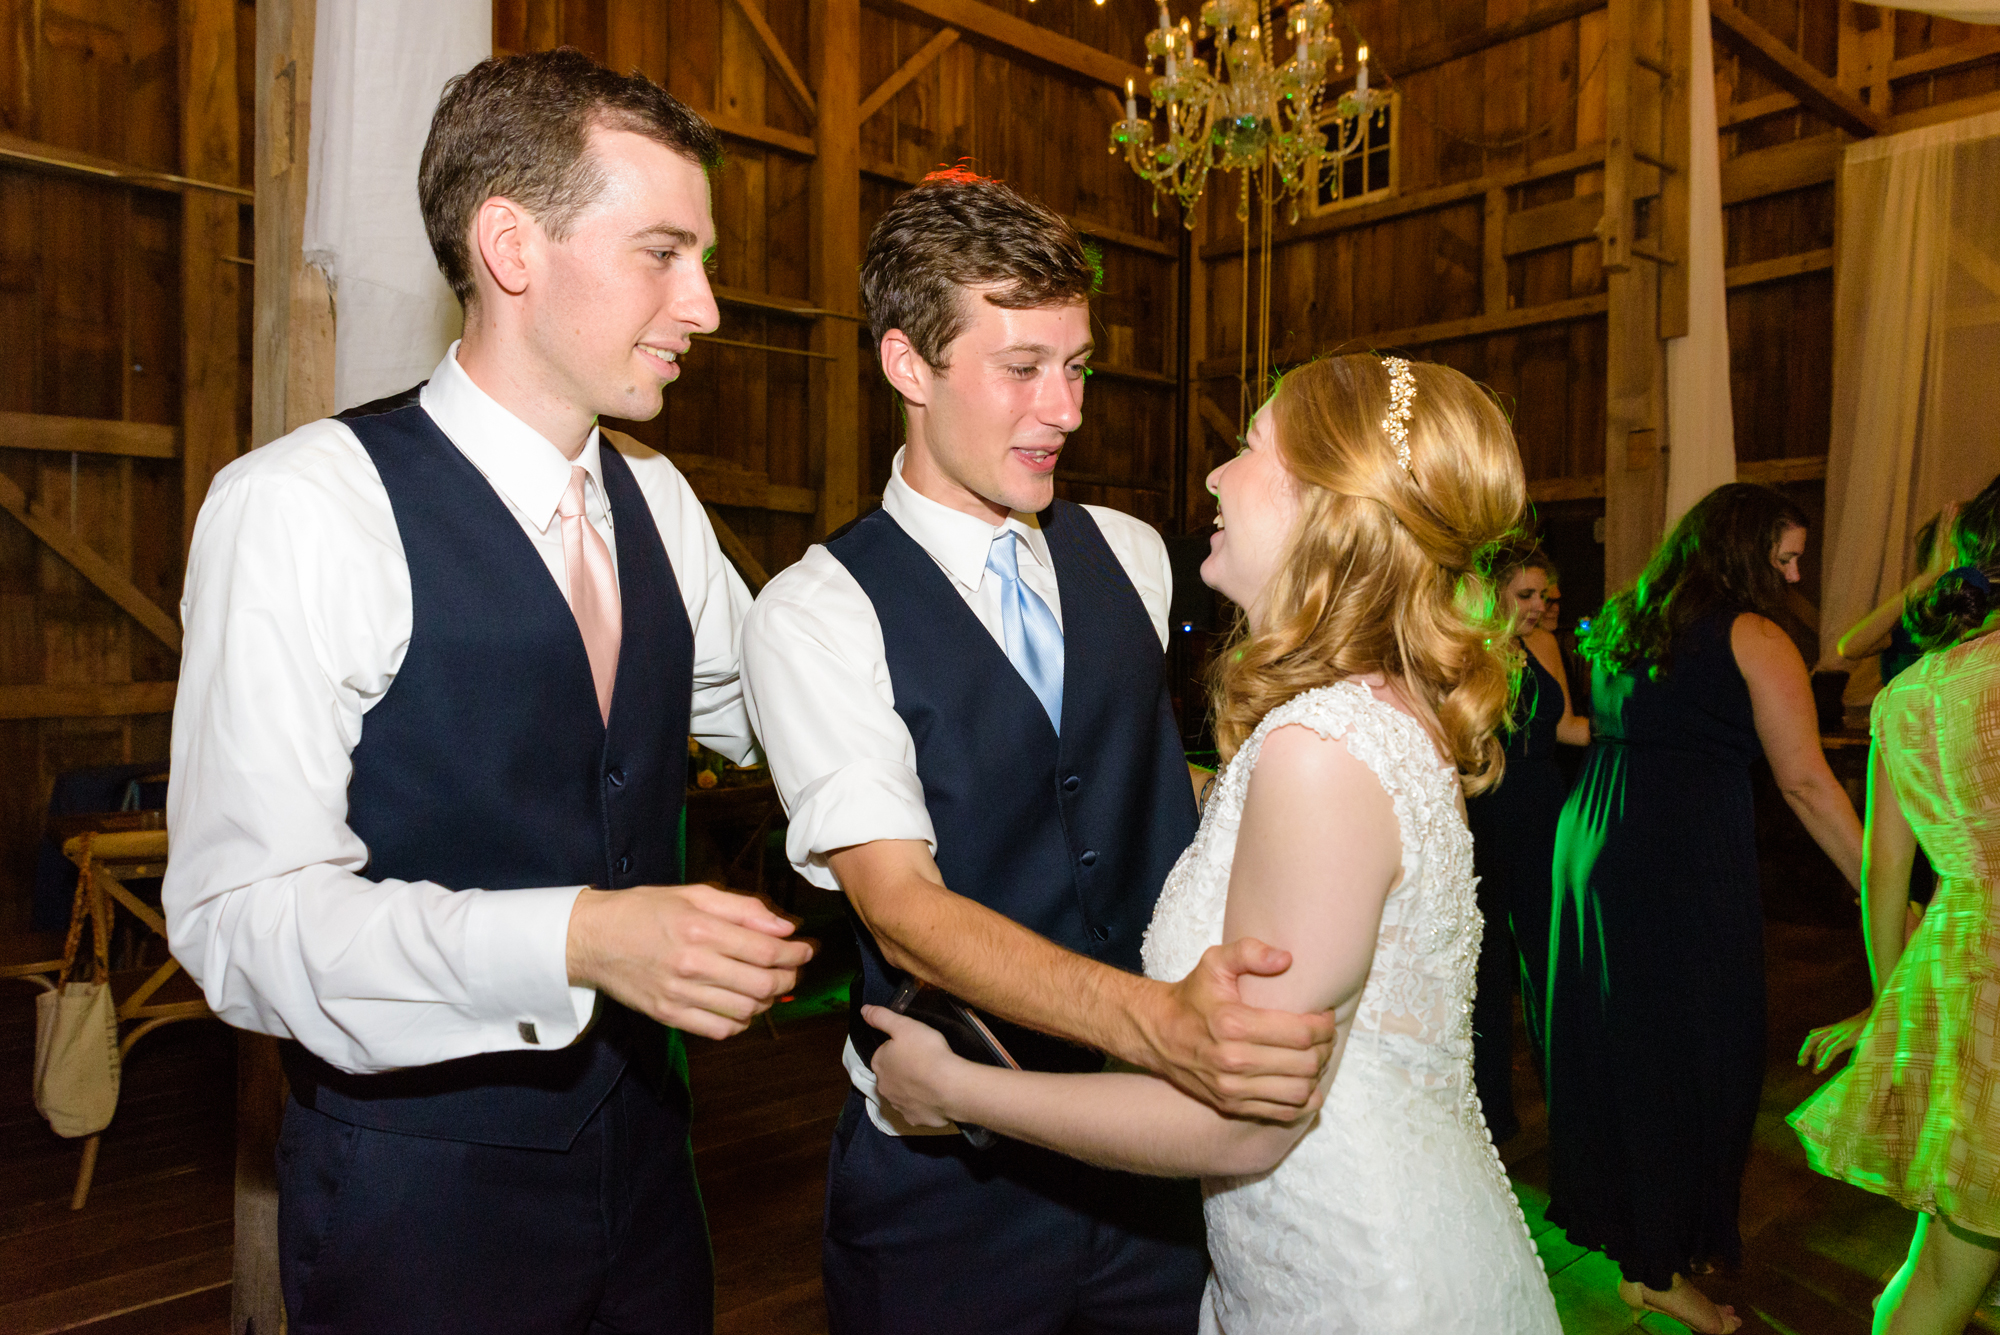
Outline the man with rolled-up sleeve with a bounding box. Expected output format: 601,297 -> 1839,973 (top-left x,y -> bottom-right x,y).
164,49 -> 809,1335
741,170 -> 1337,1335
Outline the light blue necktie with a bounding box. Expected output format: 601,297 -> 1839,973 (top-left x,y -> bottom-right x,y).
986,530 -> 1065,734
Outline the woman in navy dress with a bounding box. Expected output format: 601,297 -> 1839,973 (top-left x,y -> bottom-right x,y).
1468,551 -> 1588,1142
1542,484 -> 1863,1332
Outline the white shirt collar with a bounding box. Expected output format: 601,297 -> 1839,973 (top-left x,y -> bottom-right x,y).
418,342 -> 606,533
881,446 -> 1053,593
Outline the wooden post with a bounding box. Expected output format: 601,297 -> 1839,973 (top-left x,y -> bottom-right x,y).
254,0 -> 334,449
1657,0 -> 1692,340
238,3 -> 330,1331
1602,0 -> 1670,590
810,0 -> 862,535
181,0 -> 243,548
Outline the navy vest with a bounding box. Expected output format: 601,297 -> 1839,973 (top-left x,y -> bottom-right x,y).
280,389 -> 696,1150
827,502 -> 1197,1073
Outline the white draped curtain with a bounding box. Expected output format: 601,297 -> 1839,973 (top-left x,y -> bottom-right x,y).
305,0 -> 491,412
1663,0 -> 1738,531
1819,108 -> 2000,667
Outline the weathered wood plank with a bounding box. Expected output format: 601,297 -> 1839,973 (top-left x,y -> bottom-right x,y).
711,110 -> 817,159
1195,292 -> 1610,378
0,129 -> 252,200
0,681 -> 177,720
1726,247 -> 1833,288
1719,133 -> 1839,205
0,413 -> 176,458
1504,192 -> 1605,257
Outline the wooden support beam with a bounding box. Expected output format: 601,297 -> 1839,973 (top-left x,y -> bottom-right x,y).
860,28 -> 960,123
181,0 -> 243,548
1718,91 -> 1799,128
1197,392 -> 1239,446
0,682 -> 178,720
725,0 -> 817,122
0,129 -> 253,200
1710,0 -> 1883,137
871,0 -> 1144,91
1891,87 -> 2000,134
1725,247 -> 1833,288
1739,454 -> 1828,484
0,414 -> 177,458
1719,133 -> 1839,205
714,284 -> 861,321
812,0 -> 864,536
703,505 -> 773,592
672,459 -> 818,514
1658,0 -> 1692,340
1388,0 -> 1607,81
1200,144 -> 1608,260
0,471 -> 184,653
1602,0 -> 1669,590
710,111 -> 818,159
1195,293 -> 1610,379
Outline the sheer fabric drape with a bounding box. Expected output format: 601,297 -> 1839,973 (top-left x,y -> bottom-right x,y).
1820,109 -> 2000,668
304,0 -> 490,412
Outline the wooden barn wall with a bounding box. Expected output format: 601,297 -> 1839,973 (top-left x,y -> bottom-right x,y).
0,0 -> 254,937
497,0 -> 1188,564
1190,0 -> 2000,619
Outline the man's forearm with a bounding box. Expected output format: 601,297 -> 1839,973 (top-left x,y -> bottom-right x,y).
856,869 -> 1165,1067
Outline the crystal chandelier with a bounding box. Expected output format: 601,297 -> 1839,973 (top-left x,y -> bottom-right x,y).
1110,0 -> 1386,225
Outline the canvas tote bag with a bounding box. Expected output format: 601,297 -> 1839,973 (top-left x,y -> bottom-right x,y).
33,837 -> 121,1138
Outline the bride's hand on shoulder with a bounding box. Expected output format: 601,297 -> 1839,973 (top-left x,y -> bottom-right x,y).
863,1005 -> 966,1128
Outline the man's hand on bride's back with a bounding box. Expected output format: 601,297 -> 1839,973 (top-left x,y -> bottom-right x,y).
1143,937 -> 1339,1122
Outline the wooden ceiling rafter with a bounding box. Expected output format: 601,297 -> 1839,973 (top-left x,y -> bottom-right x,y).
1710,0 -> 1884,137
724,0 -> 818,122
859,27 -> 960,123
1387,0 -> 1607,82
869,0 -> 1144,91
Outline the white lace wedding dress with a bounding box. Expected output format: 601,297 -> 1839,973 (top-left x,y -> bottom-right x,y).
1143,682 -> 1561,1334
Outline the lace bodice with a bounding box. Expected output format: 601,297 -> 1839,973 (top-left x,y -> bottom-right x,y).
1143,682 -> 1558,1334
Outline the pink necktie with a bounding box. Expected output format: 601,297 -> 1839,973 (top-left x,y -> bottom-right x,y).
558,465 -> 621,724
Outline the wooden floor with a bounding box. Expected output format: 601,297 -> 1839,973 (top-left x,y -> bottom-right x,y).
4,917 -> 1996,1335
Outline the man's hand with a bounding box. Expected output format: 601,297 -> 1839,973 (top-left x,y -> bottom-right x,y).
1136,937 -> 1340,1121
566,883 -> 813,1040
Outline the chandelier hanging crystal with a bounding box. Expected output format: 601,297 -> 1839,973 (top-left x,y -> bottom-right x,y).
1111,0 -> 1386,224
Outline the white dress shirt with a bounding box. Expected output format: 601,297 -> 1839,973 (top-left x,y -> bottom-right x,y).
739,447 -> 1173,1129
164,345 -> 757,1076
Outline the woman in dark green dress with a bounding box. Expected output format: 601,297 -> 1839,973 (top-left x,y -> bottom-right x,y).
1468,551 -> 1588,1143
1543,484 -> 1864,1333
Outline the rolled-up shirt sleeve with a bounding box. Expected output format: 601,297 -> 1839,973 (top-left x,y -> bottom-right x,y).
740,548 -> 936,890
163,426 -> 593,1075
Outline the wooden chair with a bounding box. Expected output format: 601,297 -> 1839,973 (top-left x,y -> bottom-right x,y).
56,829 -> 214,1209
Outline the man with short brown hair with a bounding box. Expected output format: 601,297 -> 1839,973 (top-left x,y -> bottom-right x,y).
743,169 -> 1337,1335
166,49 -> 808,1335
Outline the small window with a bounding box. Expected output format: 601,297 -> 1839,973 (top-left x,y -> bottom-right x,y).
1314,93 -> 1397,213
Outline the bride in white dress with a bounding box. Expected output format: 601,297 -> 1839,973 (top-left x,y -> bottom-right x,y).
865,353 -> 1563,1334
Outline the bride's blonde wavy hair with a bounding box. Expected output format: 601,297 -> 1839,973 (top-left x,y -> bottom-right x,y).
1208,354 -> 1527,795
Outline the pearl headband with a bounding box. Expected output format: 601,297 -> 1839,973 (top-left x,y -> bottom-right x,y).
1380,356 -> 1416,473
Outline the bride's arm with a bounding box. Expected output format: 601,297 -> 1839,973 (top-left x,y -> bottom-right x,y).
868,723 -> 1401,1178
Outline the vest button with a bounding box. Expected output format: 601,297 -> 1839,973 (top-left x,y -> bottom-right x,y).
1090,925 -> 1110,943
616,855 -> 632,875
1079,850 -> 1098,867
606,767 -> 626,788
1062,775 -> 1080,792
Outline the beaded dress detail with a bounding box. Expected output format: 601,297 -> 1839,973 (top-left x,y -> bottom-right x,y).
1143,683 -> 1560,1333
